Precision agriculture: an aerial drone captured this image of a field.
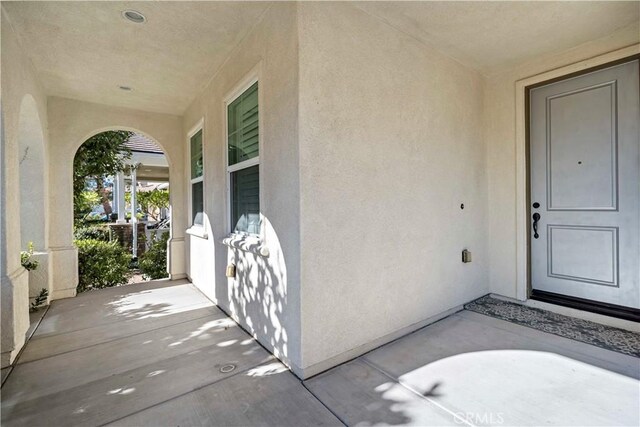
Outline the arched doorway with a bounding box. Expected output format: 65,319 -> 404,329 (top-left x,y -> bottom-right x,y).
44,101 -> 187,301
72,129 -> 172,292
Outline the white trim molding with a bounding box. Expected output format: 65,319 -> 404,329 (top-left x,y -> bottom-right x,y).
223,61 -> 265,239
186,119 -> 205,231
513,44 -> 640,302
186,226 -> 208,239
221,234 -> 269,257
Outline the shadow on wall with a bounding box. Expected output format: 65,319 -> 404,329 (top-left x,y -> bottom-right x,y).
223,216 -> 291,364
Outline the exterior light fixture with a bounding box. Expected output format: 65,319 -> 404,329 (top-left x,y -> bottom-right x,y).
122,10 -> 146,24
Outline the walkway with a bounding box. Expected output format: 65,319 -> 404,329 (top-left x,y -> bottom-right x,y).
0,280 -> 339,426
2,280 -> 638,426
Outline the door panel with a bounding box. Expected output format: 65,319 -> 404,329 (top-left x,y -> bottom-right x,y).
530,59 -> 639,309
547,225 -> 617,287
547,82 -> 617,210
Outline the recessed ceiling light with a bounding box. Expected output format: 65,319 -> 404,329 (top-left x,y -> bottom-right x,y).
122,10 -> 146,24
119,85 -> 132,91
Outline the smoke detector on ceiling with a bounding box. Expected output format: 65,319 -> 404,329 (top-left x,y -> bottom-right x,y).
122,10 -> 146,24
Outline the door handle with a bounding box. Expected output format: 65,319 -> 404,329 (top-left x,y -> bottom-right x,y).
532,213 -> 541,239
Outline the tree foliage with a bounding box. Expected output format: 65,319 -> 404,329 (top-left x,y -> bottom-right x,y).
73,131 -> 133,217
75,190 -> 101,216
138,189 -> 170,220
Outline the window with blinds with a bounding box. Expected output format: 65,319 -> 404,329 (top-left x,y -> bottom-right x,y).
190,129 -> 204,226
231,165 -> 260,235
228,82 -> 259,166
227,81 -> 260,235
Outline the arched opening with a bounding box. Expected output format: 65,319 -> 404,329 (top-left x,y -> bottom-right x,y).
72,129 -> 172,292
17,95 -> 48,302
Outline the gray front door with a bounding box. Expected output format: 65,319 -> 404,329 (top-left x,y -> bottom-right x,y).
529,59 -> 639,309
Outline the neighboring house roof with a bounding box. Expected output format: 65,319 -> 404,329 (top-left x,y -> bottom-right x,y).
125,133 -> 163,154
138,182 -> 169,192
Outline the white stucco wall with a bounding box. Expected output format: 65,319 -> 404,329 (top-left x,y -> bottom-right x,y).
18,96 -> 46,251
17,96 -> 49,301
1,8 -> 49,366
182,2 -> 301,369
297,3 -> 488,376
46,97 -> 187,299
485,24 -> 640,299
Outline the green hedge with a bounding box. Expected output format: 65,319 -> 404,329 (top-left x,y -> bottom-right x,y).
139,231 -> 169,280
74,226 -> 110,242
76,239 -> 130,293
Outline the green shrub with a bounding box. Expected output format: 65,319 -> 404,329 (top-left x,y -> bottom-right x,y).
74,225 -> 110,242
30,288 -> 48,312
21,242 -> 39,271
139,231 -> 169,280
76,239 -> 131,293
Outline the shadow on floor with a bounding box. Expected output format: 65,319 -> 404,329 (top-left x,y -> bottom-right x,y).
3,280 -> 639,426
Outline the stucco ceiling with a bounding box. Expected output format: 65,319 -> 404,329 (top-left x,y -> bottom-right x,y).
357,1 -> 639,75
3,1 -> 638,115
2,1 -> 271,115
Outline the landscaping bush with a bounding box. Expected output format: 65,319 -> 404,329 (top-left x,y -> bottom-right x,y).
30,288 -> 48,312
76,239 -> 131,293
139,231 -> 169,280
74,225 -> 110,242
21,242 -> 39,271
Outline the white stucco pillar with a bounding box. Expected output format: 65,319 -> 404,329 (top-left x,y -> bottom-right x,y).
46,135 -> 77,301
1,107 -> 30,368
130,166 -> 138,259
115,171 -> 126,224
46,117 -> 77,301
112,174 -> 118,218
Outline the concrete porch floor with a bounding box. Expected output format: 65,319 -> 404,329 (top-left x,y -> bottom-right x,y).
1,280 -> 638,426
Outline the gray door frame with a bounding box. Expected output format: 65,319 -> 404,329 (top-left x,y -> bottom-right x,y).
523,54 -> 640,321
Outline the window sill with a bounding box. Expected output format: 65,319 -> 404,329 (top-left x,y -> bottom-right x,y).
186,226 -> 208,239
221,234 -> 269,257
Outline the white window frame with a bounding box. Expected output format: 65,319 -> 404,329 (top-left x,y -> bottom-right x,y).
186,119 -> 207,238
224,64 -> 263,238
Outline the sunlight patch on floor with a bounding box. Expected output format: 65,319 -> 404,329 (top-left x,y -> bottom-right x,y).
398,350 -> 640,426
246,362 -> 288,377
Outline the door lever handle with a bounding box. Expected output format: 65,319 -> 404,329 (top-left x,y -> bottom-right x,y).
532,213 -> 541,239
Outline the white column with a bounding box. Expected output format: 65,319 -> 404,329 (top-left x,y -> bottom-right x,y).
130,166 -> 138,259
116,172 -> 126,224
112,174 -> 118,222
